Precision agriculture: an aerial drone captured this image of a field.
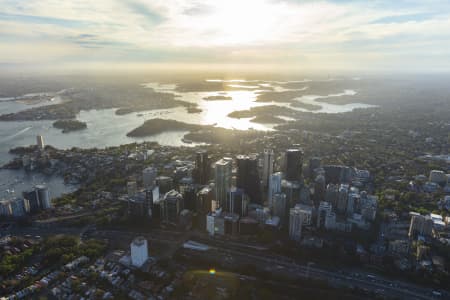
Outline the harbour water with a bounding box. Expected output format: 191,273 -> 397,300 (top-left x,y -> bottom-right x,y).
0,79 -> 376,200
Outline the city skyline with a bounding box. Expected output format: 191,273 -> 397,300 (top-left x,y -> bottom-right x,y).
1,0 -> 450,72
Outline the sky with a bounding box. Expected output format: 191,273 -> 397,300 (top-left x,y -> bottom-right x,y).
1,0 -> 450,72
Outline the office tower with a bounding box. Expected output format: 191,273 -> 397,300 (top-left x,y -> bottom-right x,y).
197,186 -> 214,213
23,190 -> 40,213
156,176 -> 173,194
236,154 -> 261,204
268,172 -> 282,207
294,204 -> 313,226
347,192 -> 359,216
128,192 -> 146,218
142,167 -> 157,189
35,185 -> 51,209
194,150 -> 209,184
337,184 -> 349,214
161,190 -> 183,225
262,149 -> 274,189
180,183 -> 196,211
325,212 -> 336,230
145,186 -> 159,218
323,165 -> 354,184
127,181 -> 137,197
314,175 -> 326,206
10,198 -> 27,217
325,183 -> 339,208
273,193 -> 287,221
285,148 -> 303,181
289,207 -> 303,241
207,208 -> 223,236
308,157 -> 321,179
227,187 -> 249,217
130,237 -> 148,267
408,213 -> 433,238
281,179 -> 301,208
214,158 -> 232,208
0,201 -> 12,216
36,135 -> 45,150
299,184 -> 311,205
317,201 -> 332,229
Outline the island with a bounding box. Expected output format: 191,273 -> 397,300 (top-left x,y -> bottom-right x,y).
52,119 -> 87,133
290,101 -> 322,111
251,115 -> 287,124
126,118 -> 203,137
187,106 -> 203,113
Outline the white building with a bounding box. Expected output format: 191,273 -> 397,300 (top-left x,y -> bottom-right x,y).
268,172 -> 282,207
130,237 -> 148,267
289,207 -> 303,242
142,167 -> 157,189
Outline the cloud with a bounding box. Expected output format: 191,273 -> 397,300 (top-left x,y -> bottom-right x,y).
0,0 -> 449,71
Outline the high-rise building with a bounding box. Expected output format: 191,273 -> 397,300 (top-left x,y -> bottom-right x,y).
156,176 -> 173,194
35,185 -> 51,209
294,204 -> 313,226
130,237 -> 148,267
272,193 -> 287,222
325,211 -> 336,230
194,150 -> 209,184
236,155 -> 261,204
285,148 -> 303,181
262,149 -> 274,189
317,201 -> 332,229
145,186 -> 159,218
142,167 -> 157,189
289,207 -> 303,241
323,165 -> 354,184
337,184 -> 349,214
180,182 -> 196,211
347,192 -> 359,216
281,179 -> 301,207
308,157 -> 321,179
23,190 -> 40,213
161,190 -> 183,225
36,135 -> 45,150
214,158 -> 233,208
268,172 -> 282,207
0,201 -> 12,216
197,185 -> 214,213
408,213 -> 433,238
313,175 -> 326,206
10,198 -> 27,217
325,184 -> 339,208
227,188 -> 249,217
